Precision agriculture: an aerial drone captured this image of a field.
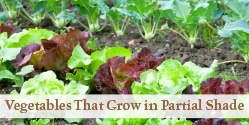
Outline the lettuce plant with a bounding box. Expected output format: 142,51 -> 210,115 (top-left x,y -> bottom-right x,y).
12,30 -> 92,73
132,59 -> 217,94
67,45 -> 132,92
19,70 -> 88,95
94,48 -> 164,94
13,70 -> 88,125
0,26 -> 56,85
0,22 -> 54,86
200,77 -> 249,94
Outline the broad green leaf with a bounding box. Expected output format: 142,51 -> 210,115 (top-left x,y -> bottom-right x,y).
172,0 -> 191,22
212,2 -> 223,20
63,81 -> 89,95
64,118 -> 83,124
0,32 -> 8,48
0,70 -> 16,80
105,47 -> 131,61
5,28 -> 57,48
0,48 -> 21,61
16,65 -> 34,76
218,20 -> 249,37
225,0 -> 249,21
158,0 -> 174,10
126,0 -> 155,17
187,0 -> 217,24
56,12 -> 77,23
68,45 -> 92,69
91,46 -> 132,62
0,11 -> 9,22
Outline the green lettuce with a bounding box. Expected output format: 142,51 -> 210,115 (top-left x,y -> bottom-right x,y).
132,59 -> 217,94
2,28 -> 57,48
20,71 -> 88,95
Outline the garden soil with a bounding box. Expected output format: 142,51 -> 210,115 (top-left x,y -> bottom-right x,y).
1,17 -> 249,124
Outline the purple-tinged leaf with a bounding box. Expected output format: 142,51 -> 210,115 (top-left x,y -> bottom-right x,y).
193,118 -> 227,125
0,20 -> 21,37
182,84 -> 194,94
12,30 -> 93,72
240,77 -> 249,93
12,43 -> 43,68
200,78 -> 223,94
221,80 -> 244,94
94,48 -> 164,94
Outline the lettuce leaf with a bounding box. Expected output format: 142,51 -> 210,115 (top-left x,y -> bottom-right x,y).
0,19 -> 21,37
3,28 -> 57,48
200,77 -> 249,94
132,59 -> 217,94
66,46 -> 132,92
94,48 -> 164,94
12,30 -> 92,72
20,71 -> 88,95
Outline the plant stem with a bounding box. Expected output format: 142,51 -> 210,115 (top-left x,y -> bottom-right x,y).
218,60 -> 247,65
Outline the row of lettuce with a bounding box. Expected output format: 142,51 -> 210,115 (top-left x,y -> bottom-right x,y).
1,0 -> 249,63
1,20 -> 249,125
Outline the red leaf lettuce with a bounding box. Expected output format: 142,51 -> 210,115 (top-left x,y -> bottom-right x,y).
94,48 -> 164,94
12,30 -> 93,73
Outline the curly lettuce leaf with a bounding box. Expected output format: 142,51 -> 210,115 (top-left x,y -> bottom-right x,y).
67,46 -> 132,92
132,59 -> 217,94
94,48 -> 164,94
200,77 -> 249,94
3,28 -> 57,48
12,30 -> 92,72
0,19 -> 21,37
20,71 -> 89,95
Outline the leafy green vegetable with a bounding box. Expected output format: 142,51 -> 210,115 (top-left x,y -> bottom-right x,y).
106,1 -> 132,36
97,118 -> 192,125
16,65 -> 34,76
46,0 -> 76,28
0,48 -> 21,61
224,0 -> 249,22
125,0 -> 161,40
218,0 -> 249,62
20,0 -> 46,25
159,0 -> 218,48
67,46 -> 132,92
132,59 -> 217,94
30,119 -> 50,125
0,64 -> 34,87
71,0 -> 109,32
0,0 -> 21,19
2,28 -> 57,48
20,71 -> 89,95
12,30 -> 92,73
94,48 -> 164,94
